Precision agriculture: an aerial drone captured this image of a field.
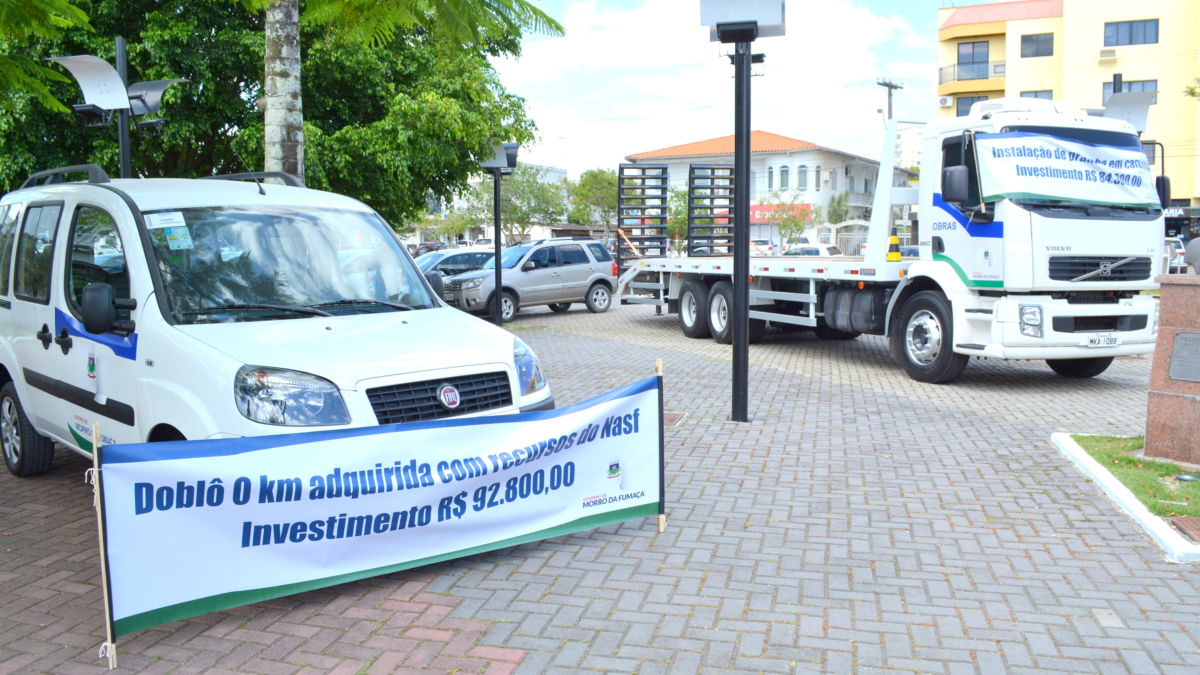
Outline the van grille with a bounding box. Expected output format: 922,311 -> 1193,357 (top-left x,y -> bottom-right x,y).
1048,256 -> 1151,281
367,371 -> 512,424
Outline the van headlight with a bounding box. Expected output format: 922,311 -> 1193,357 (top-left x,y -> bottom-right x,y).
513,338 -> 547,395
1019,304 -> 1043,338
235,366 -> 351,426
459,277 -> 484,289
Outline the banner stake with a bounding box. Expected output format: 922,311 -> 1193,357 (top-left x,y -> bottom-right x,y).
90,422 -> 118,670
656,358 -> 666,533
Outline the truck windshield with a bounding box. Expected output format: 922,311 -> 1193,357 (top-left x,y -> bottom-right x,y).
144,206 -> 436,324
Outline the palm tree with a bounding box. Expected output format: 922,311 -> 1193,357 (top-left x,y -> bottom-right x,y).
254,0 -> 563,181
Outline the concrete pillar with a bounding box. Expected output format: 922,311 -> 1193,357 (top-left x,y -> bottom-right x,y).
1145,274 -> 1200,461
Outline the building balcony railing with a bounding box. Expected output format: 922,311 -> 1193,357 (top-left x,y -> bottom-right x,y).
848,191 -> 872,207
938,61 -> 1006,84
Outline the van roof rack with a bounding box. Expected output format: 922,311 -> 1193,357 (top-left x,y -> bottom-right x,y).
200,171 -> 304,187
20,164 -> 110,190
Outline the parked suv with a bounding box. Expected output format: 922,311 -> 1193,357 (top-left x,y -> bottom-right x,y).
0,165 -> 553,477
443,237 -> 617,322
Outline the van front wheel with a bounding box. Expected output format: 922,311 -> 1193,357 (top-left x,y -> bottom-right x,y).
1,383 -> 54,477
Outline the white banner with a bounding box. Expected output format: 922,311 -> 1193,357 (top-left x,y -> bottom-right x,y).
97,377 -> 662,637
974,132 -> 1159,207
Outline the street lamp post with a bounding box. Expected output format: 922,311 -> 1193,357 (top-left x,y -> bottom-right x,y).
701,1 -> 785,423
479,142 -> 519,324
50,39 -> 185,178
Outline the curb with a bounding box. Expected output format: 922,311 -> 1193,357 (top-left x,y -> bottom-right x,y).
1051,432 -> 1200,564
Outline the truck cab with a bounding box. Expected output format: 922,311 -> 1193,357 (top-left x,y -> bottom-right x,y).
901,97 -> 1164,380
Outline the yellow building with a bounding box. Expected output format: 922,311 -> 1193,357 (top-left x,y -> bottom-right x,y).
936,0 -> 1200,234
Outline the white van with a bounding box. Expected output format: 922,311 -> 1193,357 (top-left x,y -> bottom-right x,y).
0,166 -> 553,476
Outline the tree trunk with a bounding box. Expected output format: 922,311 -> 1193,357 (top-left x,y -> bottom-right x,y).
264,0 -> 303,180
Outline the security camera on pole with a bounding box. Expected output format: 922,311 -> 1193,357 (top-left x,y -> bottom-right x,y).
700,0 -> 785,422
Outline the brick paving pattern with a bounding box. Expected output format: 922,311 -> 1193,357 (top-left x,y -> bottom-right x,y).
3,301 -> 1196,673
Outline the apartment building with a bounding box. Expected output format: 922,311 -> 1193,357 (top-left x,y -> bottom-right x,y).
936,0 -> 1200,235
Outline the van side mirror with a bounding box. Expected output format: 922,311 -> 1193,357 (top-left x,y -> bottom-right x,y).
942,166 -> 969,204
1156,175 -> 1171,209
423,270 -> 444,299
522,261 -> 536,272
81,283 -> 116,334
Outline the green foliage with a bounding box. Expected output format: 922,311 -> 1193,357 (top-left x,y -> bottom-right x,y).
1075,435 -> 1200,518
824,190 -> 851,224
567,168 -> 617,233
758,189 -> 815,243
1187,77 -> 1200,99
0,0 -> 91,112
0,0 -> 536,227
454,165 -> 566,244
665,187 -> 689,251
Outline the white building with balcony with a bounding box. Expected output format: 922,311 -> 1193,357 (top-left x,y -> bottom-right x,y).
624,131 -> 912,242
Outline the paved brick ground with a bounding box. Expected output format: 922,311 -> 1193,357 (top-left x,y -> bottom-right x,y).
3,301 -> 1196,674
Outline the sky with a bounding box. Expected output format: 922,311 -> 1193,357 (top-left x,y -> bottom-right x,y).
491,0 -> 1011,179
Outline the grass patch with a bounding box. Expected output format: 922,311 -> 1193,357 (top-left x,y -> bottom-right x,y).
1074,435 -> 1200,518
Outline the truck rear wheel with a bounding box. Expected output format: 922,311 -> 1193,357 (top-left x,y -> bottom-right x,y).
707,281 -> 765,344
890,290 -> 968,384
1046,357 -> 1113,378
679,280 -> 710,338
1,383 -> 54,477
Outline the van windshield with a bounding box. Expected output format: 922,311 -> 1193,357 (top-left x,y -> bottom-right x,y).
144,206 -> 436,323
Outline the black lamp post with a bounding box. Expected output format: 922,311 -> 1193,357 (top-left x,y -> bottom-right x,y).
479,142 -> 519,323
702,1 -> 785,422
50,39 -> 184,178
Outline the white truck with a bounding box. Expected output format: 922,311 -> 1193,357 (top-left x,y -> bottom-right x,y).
619,98 -> 1170,383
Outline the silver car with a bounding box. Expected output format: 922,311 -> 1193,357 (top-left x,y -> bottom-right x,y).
443,238 -> 618,322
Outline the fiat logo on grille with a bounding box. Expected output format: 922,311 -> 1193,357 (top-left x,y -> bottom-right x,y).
437,384 -> 461,409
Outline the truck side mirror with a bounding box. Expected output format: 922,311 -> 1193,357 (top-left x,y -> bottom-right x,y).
1156,175 -> 1171,209
81,283 -> 116,334
941,166 -> 969,204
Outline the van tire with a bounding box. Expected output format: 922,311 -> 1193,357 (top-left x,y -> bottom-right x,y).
1046,357 -> 1113,378
585,283 -> 611,313
890,290 -> 968,383
679,280 -> 710,338
1,383 -> 54,477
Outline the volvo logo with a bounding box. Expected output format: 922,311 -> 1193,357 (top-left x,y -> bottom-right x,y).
1097,261 -> 1114,276
437,384 -> 461,409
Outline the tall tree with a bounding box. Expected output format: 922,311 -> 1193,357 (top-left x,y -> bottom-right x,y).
245,0 -> 563,181
567,168 -> 618,237
455,164 -> 566,244
0,0 -> 537,227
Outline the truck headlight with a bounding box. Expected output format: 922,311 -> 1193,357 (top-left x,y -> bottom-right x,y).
1019,304 -> 1042,338
235,366 -> 350,426
513,338 -> 547,395
460,277 -> 484,289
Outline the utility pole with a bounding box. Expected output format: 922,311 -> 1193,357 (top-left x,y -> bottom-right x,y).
876,78 -> 903,120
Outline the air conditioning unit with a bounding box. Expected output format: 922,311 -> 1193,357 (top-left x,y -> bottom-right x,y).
1098,48 -> 1117,61
937,96 -> 954,108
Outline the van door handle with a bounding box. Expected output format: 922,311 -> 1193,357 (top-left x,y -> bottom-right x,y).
54,328 -> 73,354
36,325 -> 52,350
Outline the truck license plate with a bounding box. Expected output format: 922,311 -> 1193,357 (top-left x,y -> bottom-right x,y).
1087,334 -> 1119,347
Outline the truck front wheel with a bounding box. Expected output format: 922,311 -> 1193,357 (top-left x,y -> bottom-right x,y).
890,291 -> 968,384
1046,357 -> 1113,378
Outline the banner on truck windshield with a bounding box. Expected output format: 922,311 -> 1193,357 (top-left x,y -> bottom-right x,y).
96,377 -> 663,639
974,132 -> 1160,208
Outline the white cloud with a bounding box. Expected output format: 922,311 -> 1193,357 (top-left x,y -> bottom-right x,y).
493,0 -> 939,178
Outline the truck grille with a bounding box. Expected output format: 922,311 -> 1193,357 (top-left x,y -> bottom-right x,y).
1051,315 -> 1148,333
1048,256 -> 1151,281
367,371 -> 512,424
